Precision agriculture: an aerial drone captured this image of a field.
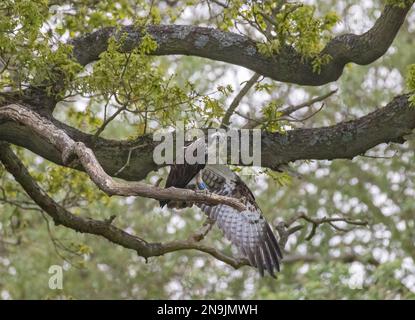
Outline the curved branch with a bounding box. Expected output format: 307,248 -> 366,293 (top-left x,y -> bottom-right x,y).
0,143 -> 385,270
0,116 -> 157,181
0,104 -> 246,211
71,2 -> 413,85
0,142 -> 248,268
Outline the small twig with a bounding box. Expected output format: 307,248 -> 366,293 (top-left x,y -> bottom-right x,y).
209,0 -> 229,8
282,252 -> 380,266
0,197 -> 42,212
281,102 -> 326,123
240,89 -> 336,128
189,217 -> 215,242
280,89 -> 337,117
359,150 -> 398,159
276,221 -> 304,249
221,73 -> 261,128
39,210 -> 83,269
285,212 -> 368,241
104,215 -> 117,225
93,104 -> 127,140
93,50 -> 134,141
114,143 -> 147,177
0,57 -> 10,75
102,95 -> 113,123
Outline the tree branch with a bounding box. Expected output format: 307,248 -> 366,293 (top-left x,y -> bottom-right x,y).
260,94 -> 415,169
284,212 -> 368,241
282,252 -> 380,266
279,89 -> 338,117
71,2 -> 413,85
0,142 -> 249,268
0,113 -> 158,181
0,142 -> 381,269
0,104 -> 246,211
240,89 -> 337,129
221,73 -> 261,128
1,94 -> 414,179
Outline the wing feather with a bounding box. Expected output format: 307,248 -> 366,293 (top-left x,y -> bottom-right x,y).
265,233 -> 281,272
266,223 -> 283,259
254,243 -> 265,277
193,165 -> 282,277
262,241 -> 276,278
160,163 -> 205,207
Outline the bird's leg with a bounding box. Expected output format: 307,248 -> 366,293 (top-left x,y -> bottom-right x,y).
196,171 -> 208,191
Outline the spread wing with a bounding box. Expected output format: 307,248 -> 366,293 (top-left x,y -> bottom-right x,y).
197,165 -> 283,277
162,163 -> 282,277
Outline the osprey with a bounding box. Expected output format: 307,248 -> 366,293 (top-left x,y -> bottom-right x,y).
160,162 -> 283,277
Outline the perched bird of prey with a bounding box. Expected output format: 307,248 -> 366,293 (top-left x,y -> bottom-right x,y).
160,162 -> 283,277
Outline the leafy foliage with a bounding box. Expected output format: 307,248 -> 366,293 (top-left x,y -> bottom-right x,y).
217,0 -> 339,68
0,0 -> 414,300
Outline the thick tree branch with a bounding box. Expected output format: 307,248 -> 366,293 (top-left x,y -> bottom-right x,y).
260,94 -> 414,169
1,94 -> 414,179
0,115 -> 157,181
0,104 -> 246,211
71,3 -> 413,85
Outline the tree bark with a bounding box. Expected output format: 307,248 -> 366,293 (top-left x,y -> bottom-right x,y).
1,94 -> 413,179
71,3 -> 413,85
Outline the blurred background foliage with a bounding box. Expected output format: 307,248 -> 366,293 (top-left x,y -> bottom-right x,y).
0,0 -> 415,299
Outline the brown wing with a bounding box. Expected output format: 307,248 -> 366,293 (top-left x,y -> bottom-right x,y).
159,163 -> 205,207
